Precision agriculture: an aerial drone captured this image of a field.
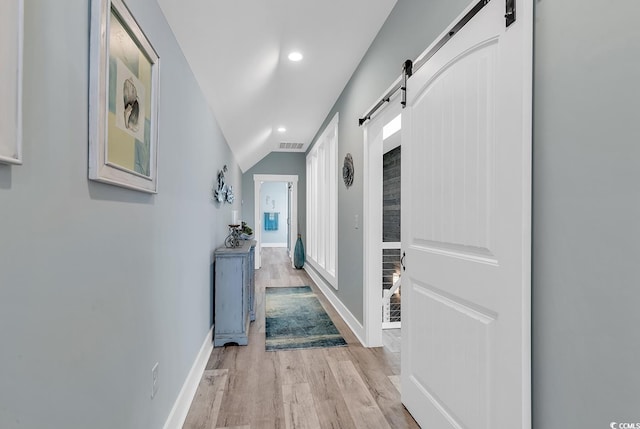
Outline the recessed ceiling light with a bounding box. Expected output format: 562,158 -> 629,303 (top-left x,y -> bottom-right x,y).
277,127 -> 287,133
288,51 -> 303,62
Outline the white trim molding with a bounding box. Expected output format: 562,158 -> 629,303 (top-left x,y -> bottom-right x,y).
306,113 -> 339,289
163,328 -> 213,429
0,0 -> 23,165
304,264 -> 365,346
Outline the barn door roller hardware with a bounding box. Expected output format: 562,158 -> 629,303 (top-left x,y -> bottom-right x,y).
400,60 -> 413,109
358,0 -> 517,125
506,0 -> 516,27
357,57 -> 413,126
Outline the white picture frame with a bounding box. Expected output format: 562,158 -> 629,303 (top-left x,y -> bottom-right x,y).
89,0 -> 160,193
0,0 -> 24,165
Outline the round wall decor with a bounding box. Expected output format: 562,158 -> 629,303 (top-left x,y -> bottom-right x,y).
343,153 -> 354,188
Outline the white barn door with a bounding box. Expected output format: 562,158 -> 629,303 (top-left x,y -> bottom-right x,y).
401,0 -> 532,428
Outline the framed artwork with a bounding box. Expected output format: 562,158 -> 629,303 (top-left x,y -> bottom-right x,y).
89,0 -> 160,193
0,0 -> 23,165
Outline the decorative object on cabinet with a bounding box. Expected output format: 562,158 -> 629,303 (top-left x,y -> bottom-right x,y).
294,234 -> 305,269
0,0 -> 23,165
224,224 -> 241,248
342,153 -> 354,188
240,221 -> 254,240
213,240 -> 256,346
265,286 -> 346,351
89,0 -> 160,193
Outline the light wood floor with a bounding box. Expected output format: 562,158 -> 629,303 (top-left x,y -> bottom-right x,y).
382,329 -> 401,354
183,248 -> 418,429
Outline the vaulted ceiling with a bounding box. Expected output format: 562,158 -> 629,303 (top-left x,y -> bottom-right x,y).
157,0 -> 397,172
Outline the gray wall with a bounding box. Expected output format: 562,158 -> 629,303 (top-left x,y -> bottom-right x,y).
241,152 -> 306,242
533,0 -> 640,426
0,1 -> 241,428
307,0 -> 470,322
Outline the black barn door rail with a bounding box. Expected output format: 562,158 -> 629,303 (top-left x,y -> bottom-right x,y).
359,0 -> 507,126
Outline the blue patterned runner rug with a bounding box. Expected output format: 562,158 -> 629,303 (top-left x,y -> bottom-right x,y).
265,286 -> 347,351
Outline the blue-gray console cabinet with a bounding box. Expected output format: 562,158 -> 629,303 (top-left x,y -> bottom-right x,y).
213,240 -> 256,347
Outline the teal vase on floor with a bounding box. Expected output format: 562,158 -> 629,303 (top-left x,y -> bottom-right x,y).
294,234 -> 305,269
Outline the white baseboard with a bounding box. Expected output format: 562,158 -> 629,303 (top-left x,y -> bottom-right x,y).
304,265 -> 366,346
163,327 -> 213,429
261,242 -> 287,248
306,258 -> 338,289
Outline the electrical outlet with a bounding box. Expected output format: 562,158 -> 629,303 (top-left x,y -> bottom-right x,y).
151,362 -> 159,399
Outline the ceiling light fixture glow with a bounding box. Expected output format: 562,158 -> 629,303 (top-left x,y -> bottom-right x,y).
288,51 -> 303,62
277,127 -> 287,133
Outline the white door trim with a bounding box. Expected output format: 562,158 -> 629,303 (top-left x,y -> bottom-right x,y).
362,95 -> 402,348
253,174 -> 298,269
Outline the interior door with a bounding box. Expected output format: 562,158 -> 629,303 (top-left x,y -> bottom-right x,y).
401,0 -> 532,428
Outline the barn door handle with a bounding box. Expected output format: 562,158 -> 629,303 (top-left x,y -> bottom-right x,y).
401,252 -> 406,271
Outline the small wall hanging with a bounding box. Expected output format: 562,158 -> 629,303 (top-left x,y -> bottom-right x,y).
343,153 -> 354,188
213,165 -> 234,204
225,185 -> 235,203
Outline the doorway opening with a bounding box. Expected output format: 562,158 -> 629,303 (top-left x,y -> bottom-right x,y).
253,174 -> 298,269
363,95 -> 402,349
381,119 -> 402,368
259,182 -> 289,249
382,118 -> 402,334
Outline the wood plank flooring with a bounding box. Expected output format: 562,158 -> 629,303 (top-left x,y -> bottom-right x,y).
183,248 -> 418,429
